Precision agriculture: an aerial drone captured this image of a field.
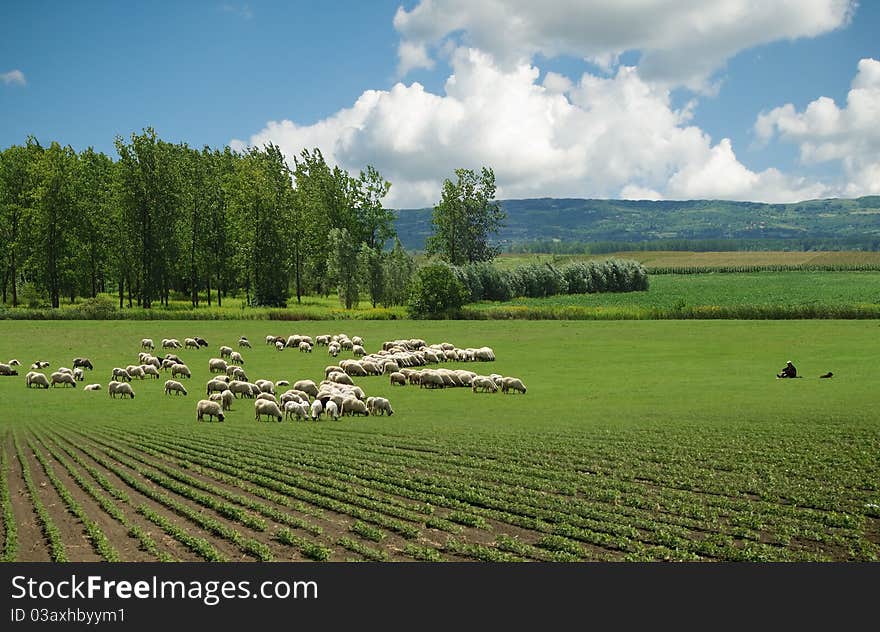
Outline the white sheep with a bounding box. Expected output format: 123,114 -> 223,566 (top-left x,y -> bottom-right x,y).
30,361 -> 50,370
141,338 -> 155,350
72,357 -> 93,370
228,380 -> 254,398
109,381 -> 135,399
8,359 -> 21,366
471,376 -> 498,393
50,372 -> 77,388
328,343 -> 340,357
419,370 -> 445,389
229,351 -> 245,365
329,371 -> 354,386
310,399 -> 323,421
284,400 -> 309,421
389,371 -> 406,386
141,364 -> 160,379
111,367 -> 131,382
127,366 -> 146,380
26,372 -> 50,389
275,340 -> 285,352
185,337 -> 199,349
299,341 -> 312,353
324,400 -> 340,420
73,367 -> 85,381
197,399 -> 224,422
255,399 -> 283,422
0,363 -> 19,376
352,335 -> 363,346
83,383 -> 102,391
501,377 -> 527,394
254,379 -> 275,394
219,345 -> 233,359
238,337 -> 252,348
293,379 -> 318,398
315,335 -> 330,346
57,367 -> 73,375
371,397 -> 394,416
256,392 -> 278,404
341,397 -> 369,416
206,378 -> 230,396
210,390 -> 234,411
164,380 -> 188,396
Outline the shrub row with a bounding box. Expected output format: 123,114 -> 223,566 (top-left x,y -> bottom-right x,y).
649,264 -> 880,275
453,259 -> 649,302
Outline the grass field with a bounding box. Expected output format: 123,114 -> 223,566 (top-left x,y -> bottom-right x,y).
1,320 -> 878,562
466,271 -> 880,319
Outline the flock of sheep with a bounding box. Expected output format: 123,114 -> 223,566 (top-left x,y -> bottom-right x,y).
3,332 -> 527,425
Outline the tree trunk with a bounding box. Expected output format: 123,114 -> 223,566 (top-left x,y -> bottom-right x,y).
119,275 -> 124,309
207,274 -> 212,307
2,265 -> 7,304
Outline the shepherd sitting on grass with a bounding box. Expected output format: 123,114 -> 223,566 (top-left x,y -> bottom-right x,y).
777,361 -> 798,379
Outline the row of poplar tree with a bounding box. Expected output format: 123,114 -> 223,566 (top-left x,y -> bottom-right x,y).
0,128 -> 418,309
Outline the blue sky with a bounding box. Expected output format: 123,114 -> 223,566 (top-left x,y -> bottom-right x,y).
2,1 -> 878,206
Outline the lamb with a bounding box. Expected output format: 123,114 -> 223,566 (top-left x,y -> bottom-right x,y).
284,400 -> 309,421
141,364 -> 160,379
72,357 -> 94,370
310,399 -> 323,421
30,361 -> 50,369
276,379 -> 290,387
389,371 -> 407,386
324,400 -> 340,421
164,380 -> 188,396
26,372 -> 50,389
254,399 -> 283,422
197,399 -> 224,422
208,358 -> 228,373
219,345 -> 233,359
298,341 -> 312,353
51,371 -> 77,388
83,383 -> 102,391
370,397 -> 394,416
0,363 -> 18,376
293,380 -> 319,398
109,381 -> 135,399
73,367 -> 85,382
185,337 -> 199,349
171,363 -> 191,379
275,340 -> 285,352
501,377 -> 527,394
229,351 -> 245,365
141,338 -> 155,350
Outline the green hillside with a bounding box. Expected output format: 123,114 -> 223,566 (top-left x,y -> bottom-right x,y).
392,196 -> 880,251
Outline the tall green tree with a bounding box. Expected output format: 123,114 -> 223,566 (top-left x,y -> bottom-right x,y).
426,166 -> 505,265
358,244 -> 385,307
353,165 -> 395,249
326,227 -> 360,309
0,140 -> 40,306
73,147 -> 114,298
382,237 -> 415,306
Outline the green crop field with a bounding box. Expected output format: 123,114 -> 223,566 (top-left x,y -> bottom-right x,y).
1,320 -> 878,562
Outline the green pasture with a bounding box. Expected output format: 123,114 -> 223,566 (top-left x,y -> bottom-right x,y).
1,320 -> 878,561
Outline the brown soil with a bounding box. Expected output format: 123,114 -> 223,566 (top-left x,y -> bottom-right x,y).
6,437 -> 50,561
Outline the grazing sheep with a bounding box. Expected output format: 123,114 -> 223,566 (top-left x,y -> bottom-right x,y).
72,357 -> 94,370
343,362 -> 367,377
143,356 -> 161,369
109,381 -> 135,399
210,390 -> 234,411
255,379 -> 275,394
371,397 -> 394,416
238,337 -> 252,348
299,341 -> 312,353
361,361 -> 381,376
389,371 -> 406,387
185,337 -> 199,349
284,400 -> 309,421
352,344 -> 365,357
328,371 -> 354,386
341,339 -> 354,351
8,359 -> 21,366
206,378 -> 230,396
352,336 -> 363,346
228,380 -> 253,398
30,361 -> 50,370
208,358 -> 228,373
164,380 -> 188,396
194,337 -> 208,348
26,372 -> 50,389
293,379 -> 319,398
219,345 -> 233,359
256,392 -> 278,404
275,340 -> 285,352
501,377 -> 527,394
73,367 -> 85,382
0,364 -> 18,376
83,383 -> 102,391
276,379 -> 290,387
419,370 -> 445,389
127,366 -> 146,380
471,376 -> 498,393
328,343 -> 340,357
324,365 -> 344,378
315,335 -> 330,347
197,399 -> 224,422
265,335 -> 276,346
171,363 -> 191,380
324,400 -> 340,420
229,351 -> 245,365
162,338 -> 182,349
164,353 -> 183,365
141,364 -> 160,379
255,399 -> 283,423
341,397 -> 369,417
310,399 -> 323,421
141,338 -> 155,350
50,372 -> 77,388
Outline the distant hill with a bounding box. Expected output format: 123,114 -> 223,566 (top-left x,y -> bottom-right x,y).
392,196 -> 880,251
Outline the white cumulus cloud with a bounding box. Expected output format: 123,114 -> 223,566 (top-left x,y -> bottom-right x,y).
1,69 -> 26,86
393,0 -> 855,91
232,48 -> 825,207
755,58 -> 880,196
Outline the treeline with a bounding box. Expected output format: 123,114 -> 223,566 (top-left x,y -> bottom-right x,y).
506,236 -> 880,255
0,130 -> 414,309
451,259 -> 648,302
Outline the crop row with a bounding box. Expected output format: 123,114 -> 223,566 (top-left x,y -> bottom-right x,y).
13,433 -> 67,561
0,437 -> 18,562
